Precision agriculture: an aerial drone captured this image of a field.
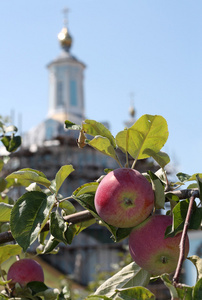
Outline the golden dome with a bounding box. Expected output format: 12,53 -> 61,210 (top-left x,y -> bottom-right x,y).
58,27 -> 72,52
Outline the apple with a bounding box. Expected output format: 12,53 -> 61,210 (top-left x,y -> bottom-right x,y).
94,168 -> 154,228
129,214 -> 189,275
7,258 -> 44,288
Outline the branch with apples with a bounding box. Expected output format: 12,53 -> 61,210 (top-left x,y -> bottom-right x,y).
0,115 -> 202,299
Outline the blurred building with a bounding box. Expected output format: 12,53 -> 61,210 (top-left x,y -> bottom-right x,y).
1,14 -> 159,287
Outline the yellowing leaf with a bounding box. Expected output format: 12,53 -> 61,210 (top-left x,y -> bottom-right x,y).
116,115 -> 168,161
88,136 -> 120,166
83,120 -> 116,148
0,244 -> 22,264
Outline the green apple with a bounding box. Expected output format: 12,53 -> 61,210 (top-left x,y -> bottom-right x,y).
94,168 -> 154,228
7,258 -> 44,288
129,214 -> 189,275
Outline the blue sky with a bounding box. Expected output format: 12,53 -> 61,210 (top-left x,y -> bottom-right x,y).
0,0 -> 202,177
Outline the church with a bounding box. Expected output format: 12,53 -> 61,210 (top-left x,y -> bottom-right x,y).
1,13 -> 158,287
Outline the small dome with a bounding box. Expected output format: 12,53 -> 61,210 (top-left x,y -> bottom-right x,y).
58,27 -> 72,52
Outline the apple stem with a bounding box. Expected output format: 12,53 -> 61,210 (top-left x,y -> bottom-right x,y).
172,190 -> 198,287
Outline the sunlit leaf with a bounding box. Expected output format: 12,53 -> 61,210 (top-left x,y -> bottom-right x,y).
55,165 -> 74,195
188,255 -> 202,281
73,182 -> 98,197
0,203 -> 13,222
144,149 -> 170,168
116,114 -> 168,161
88,136 -> 119,164
0,244 -> 22,264
10,191 -> 55,251
6,168 -> 51,188
86,296 -> 110,300
3,125 -> 18,133
115,286 -> 155,300
94,262 -> 151,297
59,199 -> 76,215
42,235 -> 59,254
161,274 -> 179,299
83,119 -> 116,148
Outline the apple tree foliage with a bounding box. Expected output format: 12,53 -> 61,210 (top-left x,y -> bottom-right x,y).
0,114 -> 202,299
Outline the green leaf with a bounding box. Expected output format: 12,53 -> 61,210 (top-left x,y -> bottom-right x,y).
116,115 -> 168,161
193,277 -> 202,300
115,286 -> 155,300
0,203 -> 13,222
0,160 -> 4,172
73,182 -> 98,197
0,178 -> 7,192
88,136 -> 120,164
82,119 -> 116,148
72,192 -> 117,241
188,255 -> 202,281
64,224 -> 78,244
196,175 -> 202,205
59,199 -> 76,215
3,125 -> 18,133
55,165 -> 74,195
64,120 -> 81,130
27,281 -> 49,295
115,227 -> 134,242
10,191 -> 55,251
144,149 -> 170,168
165,200 -> 202,237
0,244 -> 22,264
161,274 -> 179,299
177,172 -> 202,183
72,218 -> 96,236
147,171 -> 165,209
86,296 -> 111,300
42,235 -> 60,254
50,210 -> 67,244
176,285 -> 193,300
1,135 -> 21,152
6,168 -> 51,188
94,262 -> 151,298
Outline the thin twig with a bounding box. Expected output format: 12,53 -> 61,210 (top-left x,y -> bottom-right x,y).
172,190 -> 198,286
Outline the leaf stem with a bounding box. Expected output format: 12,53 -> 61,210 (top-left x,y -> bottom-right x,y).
172,190 -> 198,287
131,157 -> 138,169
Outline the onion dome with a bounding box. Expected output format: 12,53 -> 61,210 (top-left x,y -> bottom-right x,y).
58,26 -> 72,52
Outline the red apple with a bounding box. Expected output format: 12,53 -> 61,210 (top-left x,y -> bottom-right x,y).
129,215 -> 189,275
7,258 -> 44,288
94,168 -> 154,228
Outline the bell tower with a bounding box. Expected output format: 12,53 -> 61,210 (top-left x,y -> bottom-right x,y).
47,8 -> 86,125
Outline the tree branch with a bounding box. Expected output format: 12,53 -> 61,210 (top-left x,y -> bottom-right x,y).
172,190 -> 198,286
0,188 -> 199,246
0,210 -> 94,245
